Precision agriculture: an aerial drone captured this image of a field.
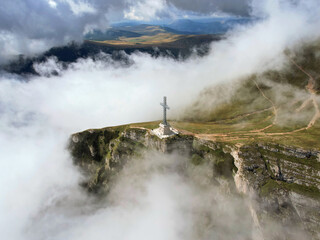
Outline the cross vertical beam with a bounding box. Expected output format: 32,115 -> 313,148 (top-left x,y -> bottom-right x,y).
160,96 -> 170,126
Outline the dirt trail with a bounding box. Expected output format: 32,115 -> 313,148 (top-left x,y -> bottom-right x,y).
296,98 -> 312,113
263,59 -> 320,135
290,59 -> 320,129
290,59 -> 317,94
244,80 -> 278,133
254,81 -> 278,119
135,59 -> 318,141
226,60 -> 319,137
308,97 -> 320,128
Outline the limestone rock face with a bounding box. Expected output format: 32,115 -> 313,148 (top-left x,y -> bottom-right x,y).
69,127 -> 320,239
234,144 -> 320,239
68,126 -> 233,192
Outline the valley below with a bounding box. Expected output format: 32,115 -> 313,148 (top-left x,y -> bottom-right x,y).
1,24 -> 223,76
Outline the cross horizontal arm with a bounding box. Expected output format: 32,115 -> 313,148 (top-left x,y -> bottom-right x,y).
160,103 -> 170,109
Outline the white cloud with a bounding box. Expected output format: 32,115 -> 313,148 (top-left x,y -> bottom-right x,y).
0,0 -> 120,62
0,0 -> 320,239
0,31 -> 55,63
124,0 -> 168,21
48,0 -> 57,8
60,0 -> 96,15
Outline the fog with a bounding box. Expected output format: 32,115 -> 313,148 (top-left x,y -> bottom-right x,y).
23,152 -> 255,240
1,0 -> 320,239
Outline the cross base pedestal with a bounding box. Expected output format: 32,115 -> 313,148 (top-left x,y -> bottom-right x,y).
152,123 -> 178,139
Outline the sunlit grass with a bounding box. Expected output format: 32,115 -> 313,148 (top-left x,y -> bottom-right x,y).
90,33 -> 185,46
130,115 -> 320,150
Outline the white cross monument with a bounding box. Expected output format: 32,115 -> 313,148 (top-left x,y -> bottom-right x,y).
161,96 -> 169,126
152,96 -> 178,138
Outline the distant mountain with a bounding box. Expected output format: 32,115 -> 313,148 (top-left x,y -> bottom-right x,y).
85,25 -> 190,41
164,18 -> 253,34
2,34 -> 222,76
4,17 -> 253,75
85,18 -> 253,42
111,22 -> 143,28
85,29 -> 142,41
110,17 -> 254,35
114,24 -> 188,36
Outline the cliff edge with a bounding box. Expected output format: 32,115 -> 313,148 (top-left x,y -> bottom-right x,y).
69,124 -> 320,239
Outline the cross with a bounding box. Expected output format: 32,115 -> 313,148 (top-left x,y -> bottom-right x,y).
160,96 -> 170,126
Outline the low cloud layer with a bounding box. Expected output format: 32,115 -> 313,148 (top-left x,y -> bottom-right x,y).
1,0 -> 320,239
24,152 -> 255,240
169,0 -> 250,16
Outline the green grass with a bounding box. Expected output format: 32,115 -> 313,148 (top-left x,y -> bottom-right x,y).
170,112 -> 273,134
259,148 -> 319,169
191,154 -> 204,165
254,125 -> 320,150
105,42 -> 320,150
90,33 -> 184,46
260,179 -> 280,197
130,121 -> 161,130
128,118 -> 320,150
260,179 -> 320,199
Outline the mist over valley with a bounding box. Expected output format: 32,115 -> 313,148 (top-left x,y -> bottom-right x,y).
1,0 -> 320,239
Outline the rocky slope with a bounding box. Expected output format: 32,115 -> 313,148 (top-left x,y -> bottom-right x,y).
69,126 -> 233,193
233,144 -> 320,239
69,125 -> 320,239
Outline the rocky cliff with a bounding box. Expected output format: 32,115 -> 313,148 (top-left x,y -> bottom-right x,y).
233,144 -> 320,239
69,126 -> 320,239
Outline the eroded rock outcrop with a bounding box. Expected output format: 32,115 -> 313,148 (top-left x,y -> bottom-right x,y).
68,126 -> 234,193
69,126 -> 320,239
234,143 -> 320,239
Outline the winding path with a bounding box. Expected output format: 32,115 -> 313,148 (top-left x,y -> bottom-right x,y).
135,58 -> 319,141
290,58 -> 320,129
191,59 -> 319,140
